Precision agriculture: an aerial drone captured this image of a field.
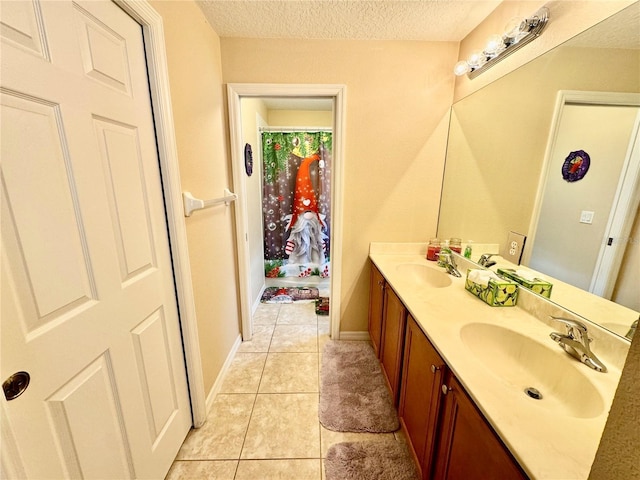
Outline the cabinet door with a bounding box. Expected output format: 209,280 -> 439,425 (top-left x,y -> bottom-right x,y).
380,286 -> 407,404
434,375 -> 528,480
368,263 -> 386,357
399,316 -> 446,480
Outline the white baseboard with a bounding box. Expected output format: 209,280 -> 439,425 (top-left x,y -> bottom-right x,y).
337,331 -> 370,341
204,334 -> 243,416
252,285 -> 265,315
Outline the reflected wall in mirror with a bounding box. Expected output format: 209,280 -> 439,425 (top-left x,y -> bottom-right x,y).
528,91 -> 639,300
438,3 -> 640,340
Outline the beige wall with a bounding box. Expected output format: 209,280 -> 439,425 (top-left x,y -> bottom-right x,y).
221,39 -> 457,332
268,110 -> 333,127
150,0 -> 241,395
589,324 -> 640,479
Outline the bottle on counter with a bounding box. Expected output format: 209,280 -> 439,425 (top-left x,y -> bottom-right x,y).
450,237 -> 462,254
426,238 -> 441,261
464,240 -> 473,259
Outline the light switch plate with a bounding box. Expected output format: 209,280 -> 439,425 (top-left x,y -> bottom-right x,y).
503,231 -> 526,265
580,210 -> 594,224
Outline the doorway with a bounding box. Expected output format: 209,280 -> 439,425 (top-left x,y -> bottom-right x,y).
227,84 -> 346,343
526,91 -> 640,305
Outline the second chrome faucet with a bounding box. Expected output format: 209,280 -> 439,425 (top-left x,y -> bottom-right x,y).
549,316 -> 607,373
438,251 -> 462,277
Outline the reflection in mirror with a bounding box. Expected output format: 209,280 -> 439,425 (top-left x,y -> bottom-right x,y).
527,91 -> 639,301
438,3 -> 640,340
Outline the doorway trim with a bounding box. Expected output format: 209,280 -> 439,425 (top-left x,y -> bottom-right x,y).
227,83 -> 347,341
116,0 -> 206,427
591,110 -> 640,297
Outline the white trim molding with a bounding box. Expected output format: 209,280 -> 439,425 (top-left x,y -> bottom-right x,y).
205,334 -> 243,413
338,331 -> 371,342
117,0 -> 206,428
227,83 -> 347,344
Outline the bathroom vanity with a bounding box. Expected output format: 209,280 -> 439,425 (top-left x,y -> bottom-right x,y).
368,243 -> 628,480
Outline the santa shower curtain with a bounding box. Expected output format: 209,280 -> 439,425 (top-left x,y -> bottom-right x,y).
262,131 -> 332,279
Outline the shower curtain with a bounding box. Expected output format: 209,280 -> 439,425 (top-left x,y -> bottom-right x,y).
262,130 -> 332,279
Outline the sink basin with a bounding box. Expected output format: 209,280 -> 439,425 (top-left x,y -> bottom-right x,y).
395,263 -> 452,288
460,323 -> 604,419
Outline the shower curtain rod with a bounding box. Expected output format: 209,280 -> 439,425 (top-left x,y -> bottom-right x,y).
259,126 -> 332,133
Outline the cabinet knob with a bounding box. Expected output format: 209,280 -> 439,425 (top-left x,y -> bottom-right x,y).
442,384 -> 452,395
430,365 -> 440,374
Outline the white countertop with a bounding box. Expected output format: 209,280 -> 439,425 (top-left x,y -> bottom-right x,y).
369,243 -> 626,480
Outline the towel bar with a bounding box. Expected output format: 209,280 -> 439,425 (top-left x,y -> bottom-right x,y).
183,189 -> 237,217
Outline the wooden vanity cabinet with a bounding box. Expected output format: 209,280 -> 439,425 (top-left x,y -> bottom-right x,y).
398,315 -> 445,479
368,261 -> 527,479
433,374 -> 528,480
368,263 -> 386,357
380,285 -> 407,405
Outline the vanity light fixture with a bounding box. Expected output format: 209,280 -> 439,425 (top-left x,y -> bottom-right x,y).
454,7 -> 550,79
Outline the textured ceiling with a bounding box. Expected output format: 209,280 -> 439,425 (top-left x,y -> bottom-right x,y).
196,0 -> 503,41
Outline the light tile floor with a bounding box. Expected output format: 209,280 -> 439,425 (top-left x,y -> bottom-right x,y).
166,301 -> 405,480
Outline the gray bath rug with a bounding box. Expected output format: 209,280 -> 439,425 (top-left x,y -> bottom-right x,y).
325,440 -> 419,480
319,341 -> 399,432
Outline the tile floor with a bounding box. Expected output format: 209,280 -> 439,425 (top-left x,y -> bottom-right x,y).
165,301 -> 405,479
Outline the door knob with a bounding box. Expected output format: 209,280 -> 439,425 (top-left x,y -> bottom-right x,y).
3,371 -> 30,401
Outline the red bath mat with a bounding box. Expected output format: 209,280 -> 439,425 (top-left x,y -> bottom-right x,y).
261,287 -> 319,303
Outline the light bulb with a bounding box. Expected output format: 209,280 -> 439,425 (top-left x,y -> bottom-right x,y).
453,60 -> 470,76
484,34 -> 505,57
504,16 -> 528,43
467,50 -> 486,69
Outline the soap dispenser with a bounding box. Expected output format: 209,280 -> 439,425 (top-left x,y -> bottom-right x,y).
464,240 -> 473,259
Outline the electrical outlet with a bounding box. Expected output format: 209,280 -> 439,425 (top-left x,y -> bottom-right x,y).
503,231 -> 526,265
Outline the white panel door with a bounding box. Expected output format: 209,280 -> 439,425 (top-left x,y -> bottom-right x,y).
0,1 -> 192,478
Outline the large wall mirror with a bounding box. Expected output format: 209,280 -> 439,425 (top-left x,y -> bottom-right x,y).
438,3 -> 640,341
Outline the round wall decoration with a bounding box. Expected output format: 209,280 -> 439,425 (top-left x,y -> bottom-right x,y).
244,143 -> 253,176
561,150 -> 590,182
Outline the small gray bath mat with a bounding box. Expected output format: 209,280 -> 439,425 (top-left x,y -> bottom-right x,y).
325,440 -> 419,480
319,341 -> 399,432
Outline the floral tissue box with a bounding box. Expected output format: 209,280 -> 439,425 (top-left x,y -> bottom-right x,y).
465,269 -> 519,307
497,268 -> 553,299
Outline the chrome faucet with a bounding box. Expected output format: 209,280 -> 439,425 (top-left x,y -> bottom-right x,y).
478,253 -> 497,268
549,316 -> 607,373
438,252 -> 462,277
